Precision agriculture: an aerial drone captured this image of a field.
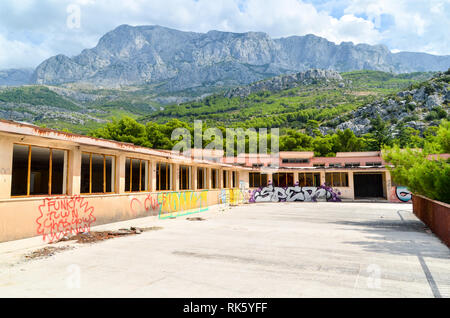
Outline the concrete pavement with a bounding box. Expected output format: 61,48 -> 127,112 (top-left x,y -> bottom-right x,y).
0,202 -> 449,297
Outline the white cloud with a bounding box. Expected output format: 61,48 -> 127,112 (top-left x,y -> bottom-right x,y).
0,0 -> 448,69
0,33 -> 52,69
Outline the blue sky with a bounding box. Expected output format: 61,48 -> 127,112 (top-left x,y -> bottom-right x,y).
0,0 -> 448,69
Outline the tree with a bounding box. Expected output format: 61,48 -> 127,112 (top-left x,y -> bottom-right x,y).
383,120 -> 450,203
369,115 -> 392,149
279,129 -> 313,151
332,129 -> 364,153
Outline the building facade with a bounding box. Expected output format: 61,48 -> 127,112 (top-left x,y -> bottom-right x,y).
0,120 -> 410,242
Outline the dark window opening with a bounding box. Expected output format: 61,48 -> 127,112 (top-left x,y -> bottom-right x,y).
223,170 -> 229,188
272,173 -> 294,187
11,144 -> 68,197
249,172 -> 268,188
80,152 -> 115,194
298,172 -> 321,187
197,167 -> 206,189
232,171 -> 237,188
125,158 -> 148,192
179,165 -> 191,190
366,162 -> 382,166
211,169 -> 218,189
282,158 -> 309,164
156,162 -> 171,191
325,172 -> 349,187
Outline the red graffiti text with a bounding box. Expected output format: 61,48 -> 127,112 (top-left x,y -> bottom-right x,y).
36,195 -> 96,242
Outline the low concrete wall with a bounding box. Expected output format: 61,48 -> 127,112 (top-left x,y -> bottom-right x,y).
412,194 -> 450,247
0,189 -> 221,243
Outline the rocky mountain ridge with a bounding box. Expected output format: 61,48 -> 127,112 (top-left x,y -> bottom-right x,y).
327,72 -> 450,135
29,25 -> 450,91
224,69 -> 343,98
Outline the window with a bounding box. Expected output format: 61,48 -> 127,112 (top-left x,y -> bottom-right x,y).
197,167 -> 207,189
11,144 -> 68,197
325,172 -> 349,187
211,169 -> 219,189
232,171 -> 237,188
366,162 -> 382,166
298,172 -> 321,187
81,152 -> 115,194
125,158 -> 149,192
156,162 -> 172,191
282,158 -> 309,164
179,165 -> 191,190
344,162 -> 360,168
313,163 -> 325,167
328,163 -> 342,168
223,170 -> 230,188
252,163 -> 263,168
249,172 -> 268,188
272,173 -> 294,187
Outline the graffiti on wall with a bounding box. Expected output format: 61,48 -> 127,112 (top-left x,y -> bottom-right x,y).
36,195 -> 96,243
395,186 -> 412,202
249,183 -> 341,203
130,193 -> 161,215
219,188 -> 244,207
129,190 -> 209,219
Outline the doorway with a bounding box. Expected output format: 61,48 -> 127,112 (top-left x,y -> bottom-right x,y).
353,173 -> 385,199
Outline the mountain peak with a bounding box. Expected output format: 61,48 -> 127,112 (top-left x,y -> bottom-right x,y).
29,24 -> 450,88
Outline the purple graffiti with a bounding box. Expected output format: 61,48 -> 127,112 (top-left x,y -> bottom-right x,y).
249,183 -> 341,203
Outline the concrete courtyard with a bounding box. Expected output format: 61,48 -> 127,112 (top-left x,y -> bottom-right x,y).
0,202 -> 449,298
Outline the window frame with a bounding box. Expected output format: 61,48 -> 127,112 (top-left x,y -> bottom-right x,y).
156,161 -> 173,191
197,167 -> 207,190
272,172 -> 294,187
298,172 -> 321,187
11,143 -> 69,198
222,170 -> 230,189
231,171 -> 237,188
125,157 -> 150,193
249,172 -> 268,188
179,165 -> 192,191
325,172 -> 349,187
80,151 -> 116,195
211,168 -> 219,189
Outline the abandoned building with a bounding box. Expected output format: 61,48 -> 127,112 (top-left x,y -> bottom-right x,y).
0,119 -> 413,242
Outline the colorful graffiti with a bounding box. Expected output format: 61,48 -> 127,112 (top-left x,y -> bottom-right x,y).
36,195 -> 96,243
249,183 -> 341,203
130,190 -> 209,219
219,188 -> 244,207
395,186 -> 412,202
130,193 -> 161,215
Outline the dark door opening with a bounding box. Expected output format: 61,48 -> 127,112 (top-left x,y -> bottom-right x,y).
354,173 -> 384,199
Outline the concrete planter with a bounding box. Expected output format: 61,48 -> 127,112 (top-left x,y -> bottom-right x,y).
412,194 -> 450,248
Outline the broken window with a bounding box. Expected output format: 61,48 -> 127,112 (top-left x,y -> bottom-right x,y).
156,162 -> 172,191
179,165 -> 191,190
11,144 -> 68,197
80,152 -> 115,194
125,158 -> 149,192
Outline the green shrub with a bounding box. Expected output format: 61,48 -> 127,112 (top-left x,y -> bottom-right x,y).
383,120 -> 450,203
